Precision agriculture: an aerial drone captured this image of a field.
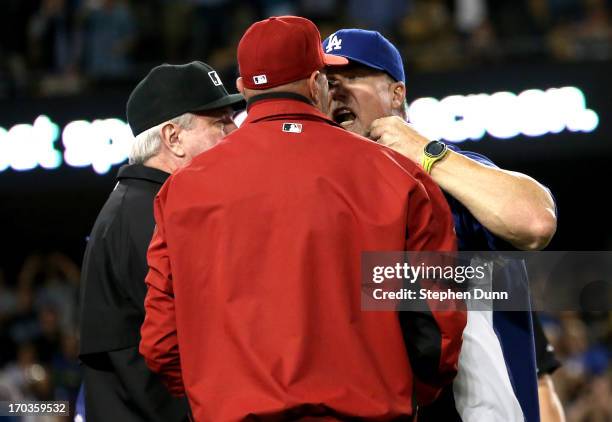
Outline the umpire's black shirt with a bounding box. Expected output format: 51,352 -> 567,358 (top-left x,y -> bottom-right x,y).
79,164 -> 188,422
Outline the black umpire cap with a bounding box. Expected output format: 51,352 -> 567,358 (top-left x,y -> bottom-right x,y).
127,61 -> 245,137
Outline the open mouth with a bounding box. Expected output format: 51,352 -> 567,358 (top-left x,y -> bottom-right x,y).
332,107 -> 356,127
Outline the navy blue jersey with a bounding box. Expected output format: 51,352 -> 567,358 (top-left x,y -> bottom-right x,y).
448,144 -> 540,422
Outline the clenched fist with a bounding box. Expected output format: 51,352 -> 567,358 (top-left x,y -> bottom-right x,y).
368,116 -> 430,164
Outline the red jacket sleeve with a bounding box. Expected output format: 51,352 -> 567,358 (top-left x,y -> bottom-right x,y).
139,192 -> 185,397
405,168 -> 456,252
399,158 -> 466,405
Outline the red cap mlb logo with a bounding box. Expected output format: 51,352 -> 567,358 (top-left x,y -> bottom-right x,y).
253,74 -> 268,85
238,16 -> 347,89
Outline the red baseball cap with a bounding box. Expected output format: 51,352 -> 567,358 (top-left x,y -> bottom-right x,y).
238,16 -> 348,90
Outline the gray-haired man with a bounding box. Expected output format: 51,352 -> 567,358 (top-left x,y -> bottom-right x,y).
78,61 -> 244,422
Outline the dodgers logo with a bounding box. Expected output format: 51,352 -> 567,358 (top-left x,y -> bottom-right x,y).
208,71 -> 223,86
325,34 -> 342,52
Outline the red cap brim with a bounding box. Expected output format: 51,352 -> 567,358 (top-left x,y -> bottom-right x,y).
323,53 -> 349,66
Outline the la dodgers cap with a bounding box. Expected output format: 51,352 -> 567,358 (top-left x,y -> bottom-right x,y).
126,61 -> 245,137
238,16 -> 348,90
322,29 -> 405,83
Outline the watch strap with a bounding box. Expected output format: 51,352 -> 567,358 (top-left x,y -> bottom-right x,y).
421,141 -> 449,174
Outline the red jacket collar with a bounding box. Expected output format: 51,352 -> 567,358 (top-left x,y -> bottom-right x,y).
243,92 -> 339,127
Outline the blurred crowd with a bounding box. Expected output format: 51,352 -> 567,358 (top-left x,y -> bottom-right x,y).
1,0 -> 611,99
0,254 -> 81,420
1,1 -> 612,421
0,253 -> 611,420
543,312 -> 612,421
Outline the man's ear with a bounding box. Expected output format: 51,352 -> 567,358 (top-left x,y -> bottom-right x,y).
309,70 -> 327,104
236,77 -> 244,95
160,122 -> 185,158
390,81 -> 406,112
308,70 -> 319,100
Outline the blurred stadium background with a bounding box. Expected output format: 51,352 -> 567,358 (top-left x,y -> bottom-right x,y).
1,0 -> 611,420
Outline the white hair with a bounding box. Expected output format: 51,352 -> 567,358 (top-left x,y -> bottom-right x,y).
128,113 -> 195,164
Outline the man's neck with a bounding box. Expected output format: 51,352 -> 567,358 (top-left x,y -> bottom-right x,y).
143,155 -> 178,174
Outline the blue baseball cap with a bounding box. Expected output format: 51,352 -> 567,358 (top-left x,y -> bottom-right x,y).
322,29 -> 405,83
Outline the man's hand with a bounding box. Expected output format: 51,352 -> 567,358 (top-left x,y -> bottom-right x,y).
369,116 -> 429,163
368,116 -> 557,250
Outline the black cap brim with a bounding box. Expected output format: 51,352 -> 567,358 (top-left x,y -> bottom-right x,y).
192,93 -> 246,113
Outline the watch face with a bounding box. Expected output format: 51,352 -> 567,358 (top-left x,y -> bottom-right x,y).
426,141 -> 445,156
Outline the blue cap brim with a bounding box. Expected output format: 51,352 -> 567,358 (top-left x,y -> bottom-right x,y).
326,55 -> 400,82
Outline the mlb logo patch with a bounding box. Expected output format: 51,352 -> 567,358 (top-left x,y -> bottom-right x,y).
208,71 -> 222,86
253,74 -> 268,85
282,123 -> 303,133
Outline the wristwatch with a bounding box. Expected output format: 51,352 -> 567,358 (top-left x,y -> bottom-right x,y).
421,140 -> 449,174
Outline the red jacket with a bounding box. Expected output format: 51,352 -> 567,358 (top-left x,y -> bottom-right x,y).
140,95 -> 465,421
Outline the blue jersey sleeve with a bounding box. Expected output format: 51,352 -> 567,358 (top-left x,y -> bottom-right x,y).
446,144 -> 497,168
444,143 -> 556,251
444,144 -> 511,251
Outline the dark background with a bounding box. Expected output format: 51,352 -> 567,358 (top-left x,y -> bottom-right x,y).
2,61 -> 610,281
1,0 -> 611,420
